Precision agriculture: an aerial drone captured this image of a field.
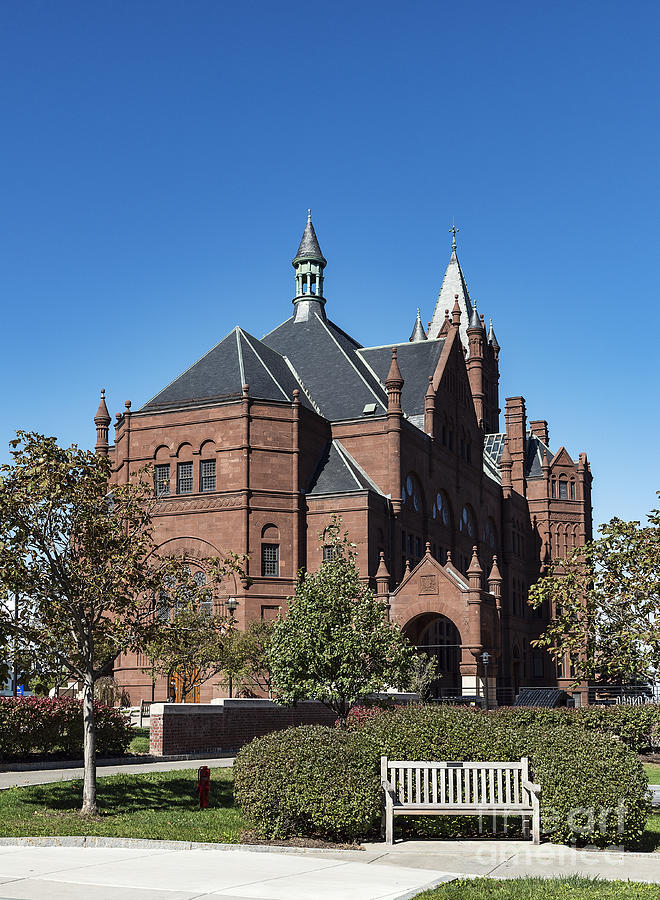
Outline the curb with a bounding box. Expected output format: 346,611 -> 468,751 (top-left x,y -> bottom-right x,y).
0,835 -> 367,857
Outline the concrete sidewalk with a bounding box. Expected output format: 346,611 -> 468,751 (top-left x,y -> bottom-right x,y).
0,758 -> 234,790
0,843 -> 455,900
363,838 -> 660,883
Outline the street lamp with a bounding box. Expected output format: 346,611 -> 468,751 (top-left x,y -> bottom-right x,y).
226,598 -> 238,698
481,651 -> 491,711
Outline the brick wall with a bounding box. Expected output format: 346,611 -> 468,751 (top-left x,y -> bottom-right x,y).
149,698 -> 336,756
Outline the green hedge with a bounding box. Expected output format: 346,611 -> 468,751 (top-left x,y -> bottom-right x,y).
0,697 -> 132,758
234,705 -> 650,847
234,725 -> 380,840
359,705 -> 649,847
487,705 -> 660,753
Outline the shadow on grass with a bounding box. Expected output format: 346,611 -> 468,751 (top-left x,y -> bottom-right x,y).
25,773 -> 236,817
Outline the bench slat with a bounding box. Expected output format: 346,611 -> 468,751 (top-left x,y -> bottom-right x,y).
386,760 -> 524,770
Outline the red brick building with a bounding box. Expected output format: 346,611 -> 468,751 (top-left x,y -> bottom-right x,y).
96,215 -> 592,704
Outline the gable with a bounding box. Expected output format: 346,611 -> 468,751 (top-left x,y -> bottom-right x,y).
550,446 -> 575,469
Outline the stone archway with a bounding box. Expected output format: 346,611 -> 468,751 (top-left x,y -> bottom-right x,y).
404,613 -> 462,698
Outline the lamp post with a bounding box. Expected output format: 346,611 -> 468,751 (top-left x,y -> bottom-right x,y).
481,651 -> 491,711
226,598 -> 238,698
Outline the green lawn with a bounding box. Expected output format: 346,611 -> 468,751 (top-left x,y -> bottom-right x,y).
0,767 -> 243,843
643,763 -> 660,784
127,727 -> 151,755
415,877 -> 660,899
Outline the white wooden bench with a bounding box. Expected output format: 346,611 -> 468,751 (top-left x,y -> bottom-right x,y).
380,756 -> 541,845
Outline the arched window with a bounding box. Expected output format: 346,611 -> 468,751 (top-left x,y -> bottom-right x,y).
261,524 -> 280,577
459,505 -> 475,538
551,477 -> 557,499
401,474 -> 422,513
559,477 -> 568,500
432,490 -> 451,527
482,518 -> 497,551
570,479 -> 576,500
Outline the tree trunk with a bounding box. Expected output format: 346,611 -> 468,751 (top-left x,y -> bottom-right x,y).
81,672 -> 98,815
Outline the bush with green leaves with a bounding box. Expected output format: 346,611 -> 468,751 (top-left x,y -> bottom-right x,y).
488,704 -> 660,753
236,705 -> 650,847
233,725 -> 380,840
0,697 -> 131,759
358,705 -> 650,848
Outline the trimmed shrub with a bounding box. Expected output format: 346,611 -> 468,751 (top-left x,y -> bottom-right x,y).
358,705 -> 650,848
0,697 -> 131,759
234,725 -> 380,840
488,704 -> 660,753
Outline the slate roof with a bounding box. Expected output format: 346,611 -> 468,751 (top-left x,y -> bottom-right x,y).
428,248 -> 473,348
294,214 -> 326,263
526,432 -> 551,479
262,313 -> 387,421
307,440 -> 384,496
482,431 -> 553,482
358,338 -> 445,420
140,327 -> 314,412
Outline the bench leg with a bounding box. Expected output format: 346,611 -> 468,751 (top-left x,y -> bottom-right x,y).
532,808 -> 540,845
522,815 -> 530,840
385,808 -> 394,845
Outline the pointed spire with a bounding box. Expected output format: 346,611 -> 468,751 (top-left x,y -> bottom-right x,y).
467,546 -> 483,591
409,308 -> 427,342
375,551 -> 390,597
487,317 -> 500,351
468,303 -> 482,331
452,295 -> 461,327
488,555 -> 503,585
438,308 -> 451,337
94,389 -> 111,456
488,555 -> 503,606
292,211 -> 327,321
385,347 -> 404,390
428,230 -> 473,349
425,541 -> 432,556
293,210 -> 326,264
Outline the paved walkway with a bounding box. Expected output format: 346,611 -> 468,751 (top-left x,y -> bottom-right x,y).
0,758 -> 234,790
0,843 -> 454,900
0,838 -> 657,899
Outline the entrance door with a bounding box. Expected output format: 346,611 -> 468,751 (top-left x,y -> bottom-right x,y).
173,668 -> 200,703
417,615 -> 462,698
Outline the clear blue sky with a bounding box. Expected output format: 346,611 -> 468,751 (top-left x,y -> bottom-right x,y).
1,1 -> 658,530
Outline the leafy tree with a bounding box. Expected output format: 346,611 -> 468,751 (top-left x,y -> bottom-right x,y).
0,432 -> 241,814
219,620 -> 276,698
145,605 -> 233,702
407,651 -> 441,700
529,502 -> 660,684
270,516 -> 415,726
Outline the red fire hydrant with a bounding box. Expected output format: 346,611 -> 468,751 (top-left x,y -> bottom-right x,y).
197,766 -> 211,809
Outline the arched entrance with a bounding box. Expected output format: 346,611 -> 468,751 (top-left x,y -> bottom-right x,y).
404,613 -> 462,698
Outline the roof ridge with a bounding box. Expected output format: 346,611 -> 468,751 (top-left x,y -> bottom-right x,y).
332,441 -> 364,490
281,356 -> 321,414
238,329 -> 290,402
140,326 -> 241,410
334,440 -> 384,495
235,328 -> 246,389
314,313 -> 387,411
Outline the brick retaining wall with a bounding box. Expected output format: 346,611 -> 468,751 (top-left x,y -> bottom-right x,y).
149,699 -> 336,756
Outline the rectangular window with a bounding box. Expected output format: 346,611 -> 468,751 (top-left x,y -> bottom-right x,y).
261,605 -> 280,621
408,534 -> 414,555
177,461 -> 193,494
322,545 -> 335,563
559,479 -> 568,500
570,481 -> 575,500
401,531 -> 406,552
261,543 -> 279,577
415,537 -> 421,558
200,459 -> 216,492
154,464 -> 170,497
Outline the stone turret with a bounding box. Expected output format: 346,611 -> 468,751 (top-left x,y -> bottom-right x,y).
94,389 -> 111,456
292,210 -> 327,323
